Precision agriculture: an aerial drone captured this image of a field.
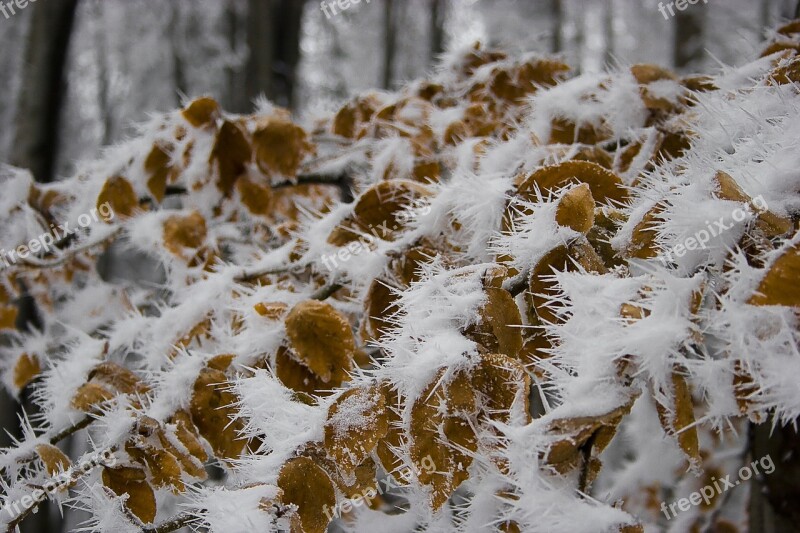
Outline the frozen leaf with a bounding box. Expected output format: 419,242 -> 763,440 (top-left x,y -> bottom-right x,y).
284,300 -> 356,384
277,456 -> 336,533
102,466 -> 157,524
97,175 -> 137,220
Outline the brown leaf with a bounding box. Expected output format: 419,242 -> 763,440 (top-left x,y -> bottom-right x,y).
464,288 -> 523,358
555,183 -> 595,234
71,382 -> 115,411
102,466 -> 157,524
748,243 -> 800,307
236,175 -> 274,216
189,368 -> 246,460
328,180 -> 432,246
144,143 -> 172,203
516,161 -> 627,204
471,353 -> 531,423
163,211 -> 207,257
88,362 -> 149,395
252,116 -> 313,177
209,120 -> 251,195
324,385 -> 388,474
181,96 -> 220,128
655,369 -> 700,465
35,443 -> 70,475
284,300 -> 356,384
97,175 -> 137,220
12,353 -> 40,391
277,456 -> 336,533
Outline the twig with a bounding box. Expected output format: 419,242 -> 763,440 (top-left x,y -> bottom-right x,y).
17,228 -> 122,270
503,268 -> 530,297
143,512 -> 196,533
311,282 -> 343,301
577,432 -> 597,495
48,414 -> 95,445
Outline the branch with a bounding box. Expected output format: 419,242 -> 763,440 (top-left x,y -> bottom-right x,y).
143,512 -> 196,533
503,268 -> 530,297
311,282 -> 343,301
16,227 -> 122,270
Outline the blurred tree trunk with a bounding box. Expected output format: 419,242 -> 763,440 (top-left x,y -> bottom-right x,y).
605,0 -> 615,65
748,419 -> 800,533
430,0 -> 446,64
760,0 -> 771,30
242,0 -> 305,112
550,0 -> 563,53
673,1 -> 705,71
10,0 -> 79,183
382,0 -> 396,89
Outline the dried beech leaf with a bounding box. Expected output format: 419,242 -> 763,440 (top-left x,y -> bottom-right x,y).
12,353 -> 40,391
163,211 -> 207,256
464,288 -> 523,358
97,175 -> 137,220
362,279 -> 402,343
88,362 -> 148,395
284,300 -> 356,383
655,370 -> 700,465
277,456 -> 336,533
144,143 -> 172,203
254,302 -> 289,320
189,368 -> 246,460
209,120 -> 251,194
626,204 -> 663,260
472,353 -> 531,423
35,443 -> 70,475
748,243 -> 800,307
324,385 -> 388,473
170,409 -> 209,465
517,161 -> 627,204
236,175 -> 274,216
275,345 -> 331,395
252,116 -> 313,177
71,382 -> 115,411
527,244 -> 572,324
376,383 -> 405,476
410,374 -> 478,510
102,466 -> 157,524
181,96 -> 220,128
0,304 -> 17,331
328,180 -> 432,246
555,183 -> 595,233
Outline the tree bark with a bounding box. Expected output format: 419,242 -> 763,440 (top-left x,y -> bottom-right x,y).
10,0 -> 80,183
605,0 -> 615,65
550,0 -> 563,54
243,0 -> 305,111
429,0 -> 446,64
382,0 -> 396,90
673,0 -> 706,71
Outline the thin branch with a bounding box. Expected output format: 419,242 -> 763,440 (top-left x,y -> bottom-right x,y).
48,414 -> 95,445
16,228 -> 122,270
311,282 -> 343,301
144,512 -> 196,533
503,268 -> 530,297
